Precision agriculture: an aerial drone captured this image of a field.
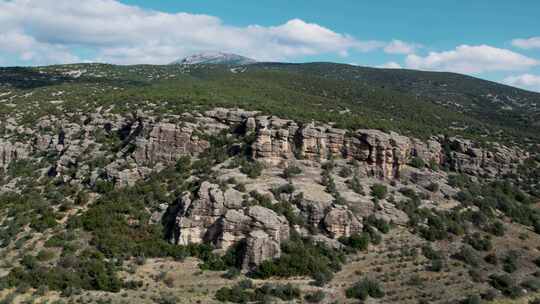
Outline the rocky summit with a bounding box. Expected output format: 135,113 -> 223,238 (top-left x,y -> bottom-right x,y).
170,52 -> 257,65
0,62 -> 539,304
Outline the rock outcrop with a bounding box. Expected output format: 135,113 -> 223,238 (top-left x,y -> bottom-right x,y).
0,140 -> 29,169
133,122 -> 210,166
172,182 -> 289,269
0,107 -> 528,184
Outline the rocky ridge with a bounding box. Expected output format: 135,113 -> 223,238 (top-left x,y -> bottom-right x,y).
0,107 -> 530,269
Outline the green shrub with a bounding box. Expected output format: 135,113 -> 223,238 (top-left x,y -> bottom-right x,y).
371,184 -> 388,200
305,290 -> 326,303
530,298 -> 540,304
453,245 -> 481,267
489,274 -> 523,298
349,175 -> 365,195
251,236 -> 344,285
365,215 -> 391,234
462,295 -> 481,304
426,182 -> 439,192
240,161 -> 263,178
283,166 -> 302,179
487,221 -> 505,236
484,253 -> 498,265
36,249 -> 55,262
339,232 -> 370,251
502,251 -> 519,273
345,278 -> 385,300
429,258 -> 444,272
338,166 -> 353,178
410,157 -> 426,169
465,233 -> 492,251
272,183 -> 295,198
522,278 -> 540,291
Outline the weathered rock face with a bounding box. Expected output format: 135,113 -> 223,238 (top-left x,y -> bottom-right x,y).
242,230 -> 281,270
446,137 -> 529,177
251,117 -> 298,165
294,198 -> 363,239
0,140 -> 30,169
237,109 -> 528,179
133,123 -> 210,166
172,182 -> 289,269
323,205 -> 363,239
0,107 -> 528,184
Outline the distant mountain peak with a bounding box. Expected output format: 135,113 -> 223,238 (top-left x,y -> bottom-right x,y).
170,52 -> 257,65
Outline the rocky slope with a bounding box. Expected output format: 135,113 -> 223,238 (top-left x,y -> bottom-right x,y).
0,107 -> 531,272
170,52 -> 257,65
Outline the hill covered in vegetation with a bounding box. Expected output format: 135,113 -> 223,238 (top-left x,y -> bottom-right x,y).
1,62 -> 539,146
0,62 -> 539,304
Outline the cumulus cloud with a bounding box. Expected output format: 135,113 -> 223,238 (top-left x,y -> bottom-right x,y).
405,45 -> 538,74
503,74 -> 540,92
384,40 -> 419,54
378,61 -> 402,69
0,31 -> 79,65
512,37 -> 540,50
0,0 -> 387,65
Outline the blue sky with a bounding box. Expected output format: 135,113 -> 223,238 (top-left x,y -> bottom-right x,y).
1,0 -> 540,91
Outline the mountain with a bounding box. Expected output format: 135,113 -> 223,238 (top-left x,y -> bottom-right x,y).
170,51 -> 257,65
0,61 -> 539,304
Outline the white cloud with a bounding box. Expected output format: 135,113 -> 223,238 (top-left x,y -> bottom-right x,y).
0,31 -> 79,65
378,61 -> 402,69
511,37 -> 540,50
503,74 -> 540,92
405,45 -> 538,74
0,0 -> 388,65
384,40 -> 419,54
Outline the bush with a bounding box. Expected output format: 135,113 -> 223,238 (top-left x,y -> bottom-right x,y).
484,253 -> 498,265
349,175 -> 365,195
426,182 -> 439,192
272,183 -> 295,198
371,184 -> 388,200
345,278 -> 385,300
339,233 -> 370,251
422,244 -> 443,260
462,295 -> 481,304
454,245 -> 481,267
365,215 -> 391,234
257,283 -> 300,301
488,221 -> 505,236
215,282 -> 301,303
534,257 -> 540,268
530,298 -> 540,304
522,278 -> 540,291
36,249 -> 55,262
251,236 -> 344,284
305,290 -> 326,303
215,285 -> 250,303
338,166 -> 353,178
429,258 -> 444,272
465,233 -> 492,251
240,161 -> 264,178
489,274 -> 523,298
502,251 -> 519,273
410,157 -> 426,169
222,268 -> 240,280
283,166 -> 302,179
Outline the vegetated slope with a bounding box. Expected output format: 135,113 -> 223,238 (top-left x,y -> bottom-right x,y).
1,62 -> 539,146
251,62 -> 540,141
0,62 -> 540,304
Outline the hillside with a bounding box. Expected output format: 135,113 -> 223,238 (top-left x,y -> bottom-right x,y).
1,62 -> 539,146
0,62 -> 539,304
